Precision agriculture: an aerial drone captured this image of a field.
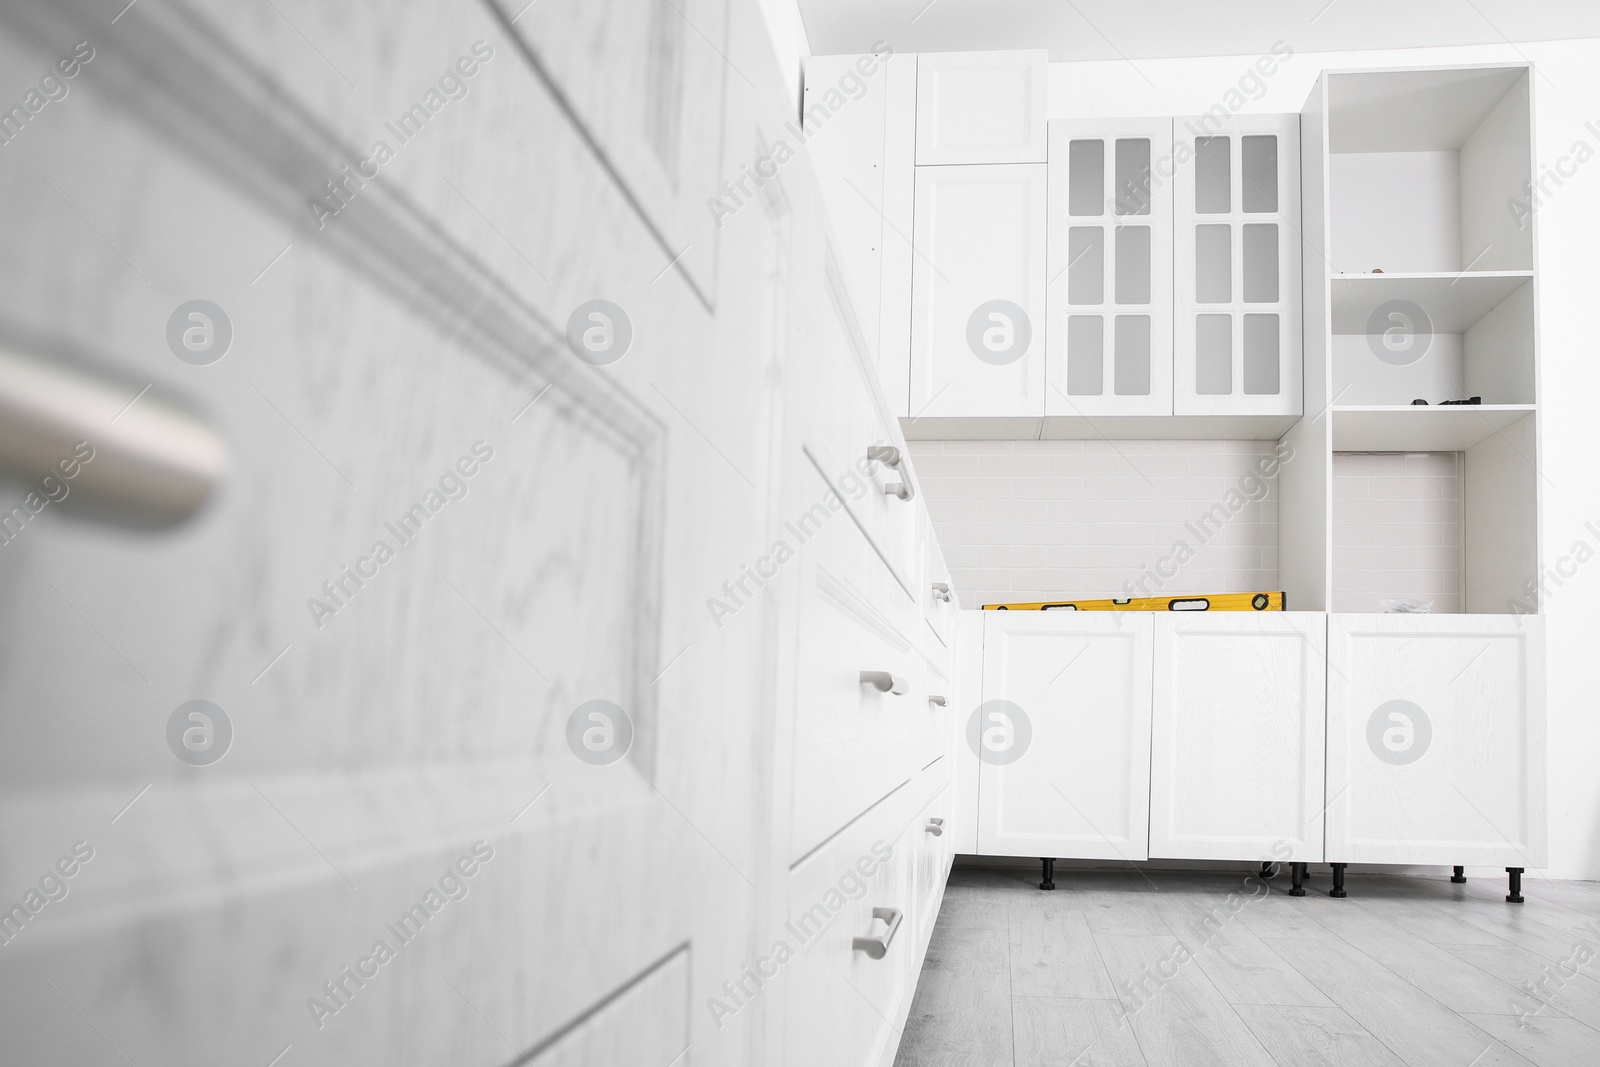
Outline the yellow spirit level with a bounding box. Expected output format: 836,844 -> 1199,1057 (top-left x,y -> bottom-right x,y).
982,591 -> 1285,612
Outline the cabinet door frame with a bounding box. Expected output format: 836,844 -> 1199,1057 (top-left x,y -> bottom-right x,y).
1173,113 -> 1303,416
1325,613 -> 1547,867
909,163 -> 1048,423
1046,117 -> 1175,417
915,50 -> 1048,165
1149,612 -> 1327,862
976,612 -> 1154,860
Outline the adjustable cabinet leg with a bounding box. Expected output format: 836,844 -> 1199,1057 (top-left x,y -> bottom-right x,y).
1289,862 -> 1306,897
1330,863 -> 1348,898
1507,867 -> 1524,904
1452,865 -> 1467,884
1259,862 -> 1276,880
1040,857 -> 1056,891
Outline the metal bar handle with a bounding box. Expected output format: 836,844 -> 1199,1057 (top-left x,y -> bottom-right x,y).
860,671 -> 908,695
851,906 -> 904,959
931,582 -> 952,602
927,694 -> 947,707
925,818 -> 944,836
866,444 -> 902,470
884,480 -> 913,501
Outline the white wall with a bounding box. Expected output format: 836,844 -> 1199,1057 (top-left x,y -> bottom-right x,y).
912,440 -> 1279,607
1050,39 -> 1600,879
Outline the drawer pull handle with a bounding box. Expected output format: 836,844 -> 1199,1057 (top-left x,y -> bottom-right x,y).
931,582 -> 952,602
866,444 -> 903,469
860,671 -> 909,695
884,480 -> 913,501
852,906 -> 904,959
927,694 -> 947,707
926,818 -> 944,836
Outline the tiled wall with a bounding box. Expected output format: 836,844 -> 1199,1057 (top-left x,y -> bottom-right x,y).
1332,452 -> 1463,613
909,441 -> 1281,608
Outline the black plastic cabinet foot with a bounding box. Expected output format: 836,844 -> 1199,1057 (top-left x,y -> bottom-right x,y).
1507,867 -> 1524,904
1451,865 -> 1467,884
1040,857 -> 1056,891
1329,862 -> 1348,898
1289,862 -> 1306,897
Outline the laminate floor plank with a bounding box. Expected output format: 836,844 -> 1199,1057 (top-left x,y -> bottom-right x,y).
1259,936 -> 1540,1067
1009,905 -> 1118,999
1459,1012 -> 1600,1067
1092,933 -> 1280,1067
896,872 -> 1600,1067
1232,1004 -> 1409,1067
1012,996 -> 1149,1067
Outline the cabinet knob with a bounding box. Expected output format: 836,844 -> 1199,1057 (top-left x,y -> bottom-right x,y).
866,444 -> 902,469
860,671 -> 909,695
851,906 -> 903,959
927,694 -> 947,707
884,480 -> 913,501
931,582 -> 952,602
926,818 -> 944,836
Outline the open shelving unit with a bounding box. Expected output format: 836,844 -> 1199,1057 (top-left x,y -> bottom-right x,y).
1286,63 -> 1541,615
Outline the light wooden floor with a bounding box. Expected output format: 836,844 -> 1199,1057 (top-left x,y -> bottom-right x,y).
895,865 -> 1600,1067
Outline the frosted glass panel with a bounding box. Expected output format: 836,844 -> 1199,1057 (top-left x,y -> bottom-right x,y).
1114,315 -> 1151,396
1067,227 -> 1104,305
1067,315 -> 1104,395
1195,224 -> 1231,303
1243,224 -> 1279,303
1196,314 -> 1232,395
1241,135 -> 1278,213
1195,136 -> 1230,213
1069,139 -> 1105,216
1243,314 -> 1280,395
1115,227 -> 1151,305
1114,138 -> 1152,216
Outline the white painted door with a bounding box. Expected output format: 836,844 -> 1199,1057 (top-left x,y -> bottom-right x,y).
1326,614 -> 1547,867
977,612 -> 1153,860
915,50 -> 1048,165
1150,613 -> 1327,862
1174,114 -> 1302,416
1046,118 -> 1174,416
910,163 -> 1047,423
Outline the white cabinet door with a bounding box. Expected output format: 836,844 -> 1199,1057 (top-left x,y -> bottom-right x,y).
1150,613 -> 1327,862
915,50 -> 1048,165
1046,118 -> 1174,416
802,51 -> 917,415
1174,114 -> 1302,416
910,163 -> 1047,422
977,613 -> 1153,860
1326,614 -> 1546,867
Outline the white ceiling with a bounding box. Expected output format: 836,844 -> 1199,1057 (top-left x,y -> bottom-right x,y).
797,0 -> 1600,62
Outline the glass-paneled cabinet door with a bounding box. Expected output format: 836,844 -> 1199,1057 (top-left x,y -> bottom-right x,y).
1174,114 -> 1302,416
1046,119 -> 1174,416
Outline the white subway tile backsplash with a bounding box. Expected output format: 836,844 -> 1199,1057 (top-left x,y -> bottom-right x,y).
1332,452 -> 1462,612
915,440 -> 1282,604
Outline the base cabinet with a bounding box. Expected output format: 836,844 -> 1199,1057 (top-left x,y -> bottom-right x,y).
1149,613 -> 1327,862
1325,613 -> 1547,867
976,612 -> 1153,860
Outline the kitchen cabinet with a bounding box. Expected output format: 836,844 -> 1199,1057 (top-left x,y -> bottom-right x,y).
976,612 -> 1154,861
909,163 -> 1047,428
1174,113 -> 1302,416
1325,614 -> 1546,867
915,50 -> 1048,165
1149,613 -> 1327,862
1046,117 -> 1174,416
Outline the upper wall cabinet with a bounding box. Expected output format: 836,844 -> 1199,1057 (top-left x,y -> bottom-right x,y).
909,163 -> 1047,426
1046,118 -> 1174,417
916,51 -> 1049,165
1174,114 -> 1302,416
